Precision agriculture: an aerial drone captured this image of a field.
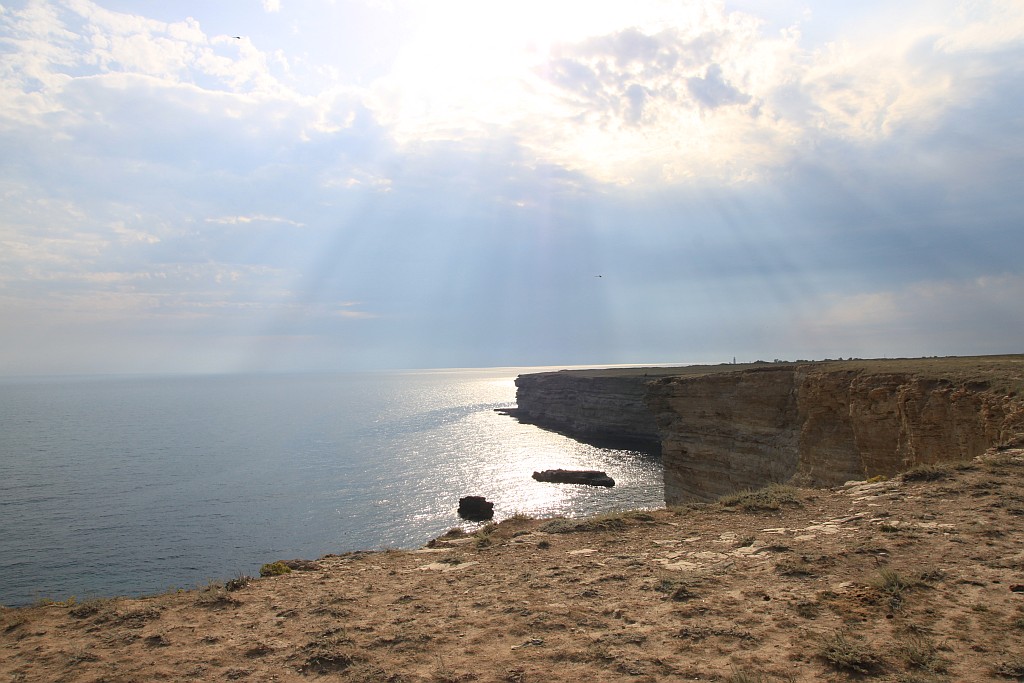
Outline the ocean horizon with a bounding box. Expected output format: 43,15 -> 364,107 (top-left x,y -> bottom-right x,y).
0,366 -> 665,607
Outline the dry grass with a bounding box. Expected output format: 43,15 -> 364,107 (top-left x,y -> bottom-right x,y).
901,463 -> 955,482
873,568 -> 920,611
817,630 -> 883,674
718,484 -> 803,511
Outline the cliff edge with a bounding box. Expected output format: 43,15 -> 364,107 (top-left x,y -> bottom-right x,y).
512,356 -> 1024,505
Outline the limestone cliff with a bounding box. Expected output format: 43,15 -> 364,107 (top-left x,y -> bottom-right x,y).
511,357 -> 1024,505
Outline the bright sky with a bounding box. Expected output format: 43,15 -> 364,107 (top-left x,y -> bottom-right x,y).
1,0 -> 1022,375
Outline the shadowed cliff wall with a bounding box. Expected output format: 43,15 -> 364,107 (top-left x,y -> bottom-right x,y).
509,372 -> 662,451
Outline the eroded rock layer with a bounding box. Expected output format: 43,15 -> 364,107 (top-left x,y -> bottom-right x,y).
511,357 -> 1024,505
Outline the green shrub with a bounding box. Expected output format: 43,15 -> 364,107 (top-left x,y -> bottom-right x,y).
260,561 -> 292,577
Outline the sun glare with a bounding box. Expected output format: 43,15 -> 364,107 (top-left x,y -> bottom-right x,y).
364,1 -> 789,184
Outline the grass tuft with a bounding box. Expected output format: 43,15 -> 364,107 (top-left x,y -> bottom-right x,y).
901,464 -> 953,482
899,633 -> 947,673
537,513 -> 629,534
817,630 -> 883,674
717,484 -> 803,511
225,574 -> 253,592
993,658 -> 1024,679
874,568 -> 919,611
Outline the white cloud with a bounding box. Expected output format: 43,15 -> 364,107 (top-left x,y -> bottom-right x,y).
361,0 -> 1024,185
262,0 -> 282,13
321,170 -> 393,192
0,0 -> 310,134
205,214 -> 306,227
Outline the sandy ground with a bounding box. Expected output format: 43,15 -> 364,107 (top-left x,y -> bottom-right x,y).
3,448 -> 1024,683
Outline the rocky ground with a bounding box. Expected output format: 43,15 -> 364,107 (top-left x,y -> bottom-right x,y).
3,447 -> 1024,682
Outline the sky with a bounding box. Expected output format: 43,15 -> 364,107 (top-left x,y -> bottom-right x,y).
1,0 -> 1022,376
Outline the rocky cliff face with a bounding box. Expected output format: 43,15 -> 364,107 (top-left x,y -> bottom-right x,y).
650,366 -> 1024,503
512,358 -> 1024,505
648,368 -> 803,506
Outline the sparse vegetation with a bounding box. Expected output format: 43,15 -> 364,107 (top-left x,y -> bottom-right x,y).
817,630 -> 882,674
225,574 -> 253,592
726,668 -> 770,683
507,513 -> 535,522
898,633 -> 947,673
259,561 -> 292,577
69,597 -> 115,619
537,513 -> 629,534
717,484 -> 803,511
902,464 -> 953,482
983,453 -> 1024,471
792,599 -> 820,619
195,581 -> 241,608
735,534 -> 756,547
34,596 -> 76,608
993,658 -> 1024,679
874,568 -> 919,611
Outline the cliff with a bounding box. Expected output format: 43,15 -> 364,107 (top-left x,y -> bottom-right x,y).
506,368 -> 675,451
511,356 -> 1024,505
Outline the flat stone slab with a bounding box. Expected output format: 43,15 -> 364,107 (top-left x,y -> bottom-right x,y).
532,469 -> 615,487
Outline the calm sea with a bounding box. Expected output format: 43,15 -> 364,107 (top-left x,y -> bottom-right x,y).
0,368 -> 663,606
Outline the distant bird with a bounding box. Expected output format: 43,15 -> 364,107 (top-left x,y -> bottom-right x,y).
594,275 -> 603,278
232,36 -> 242,39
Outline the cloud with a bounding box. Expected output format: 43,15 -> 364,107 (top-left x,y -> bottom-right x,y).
0,1 -> 1022,375
360,0 -> 1024,186
795,274 -> 1024,356
687,63 -> 751,109
262,0 -> 282,13
205,215 -> 305,227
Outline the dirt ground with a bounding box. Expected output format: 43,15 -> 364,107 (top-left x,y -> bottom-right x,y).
3,447 -> 1024,682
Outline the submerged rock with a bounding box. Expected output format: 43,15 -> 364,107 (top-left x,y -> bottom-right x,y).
532,469 -> 615,488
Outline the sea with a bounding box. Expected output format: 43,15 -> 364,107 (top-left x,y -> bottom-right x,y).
0,367 -> 664,607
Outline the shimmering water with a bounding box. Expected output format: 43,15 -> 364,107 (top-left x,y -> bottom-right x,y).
0,368 -> 663,606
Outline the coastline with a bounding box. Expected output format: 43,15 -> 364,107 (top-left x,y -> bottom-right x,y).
3,446 -> 1023,681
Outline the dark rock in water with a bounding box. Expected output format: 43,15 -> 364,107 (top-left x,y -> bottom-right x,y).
532,469 -> 615,487
458,495 -> 495,520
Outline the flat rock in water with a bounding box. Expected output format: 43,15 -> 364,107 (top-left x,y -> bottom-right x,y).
532,469 -> 615,487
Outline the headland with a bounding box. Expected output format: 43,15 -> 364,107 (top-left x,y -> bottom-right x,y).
510,355 -> 1024,504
